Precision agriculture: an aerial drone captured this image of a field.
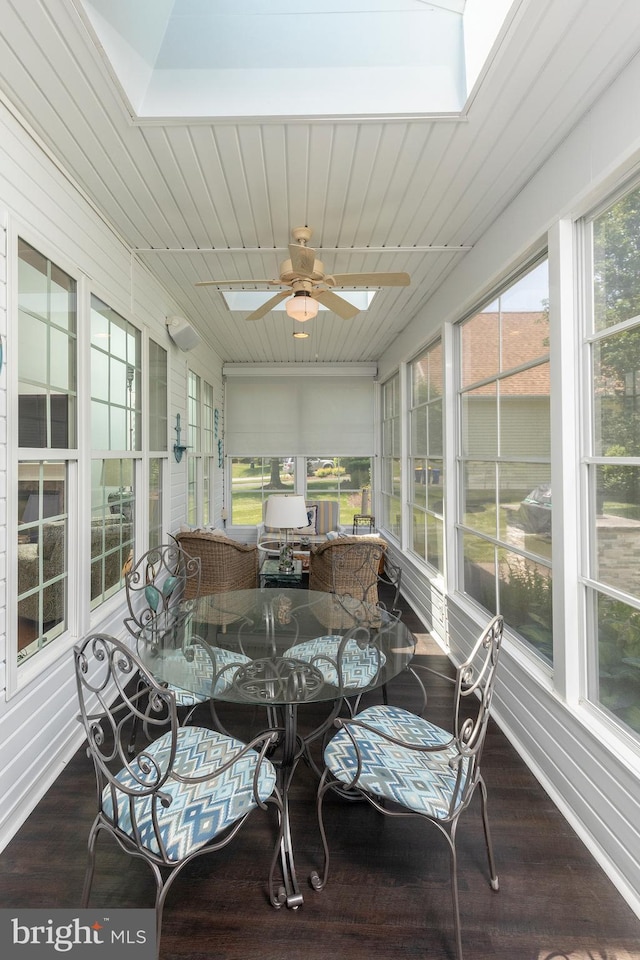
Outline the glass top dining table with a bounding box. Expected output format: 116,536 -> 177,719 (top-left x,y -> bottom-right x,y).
138,587 -> 416,707
136,586 -> 416,909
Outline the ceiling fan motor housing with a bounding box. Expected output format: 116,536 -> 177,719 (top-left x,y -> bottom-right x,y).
279,257 -> 325,283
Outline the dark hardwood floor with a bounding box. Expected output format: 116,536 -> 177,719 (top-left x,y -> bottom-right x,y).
1,590 -> 639,960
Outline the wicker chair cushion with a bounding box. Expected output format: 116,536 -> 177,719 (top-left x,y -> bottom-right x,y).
307,500 -> 339,535
103,725 -> 277,862
283,636 -> 386,689
324,704 -> 470,819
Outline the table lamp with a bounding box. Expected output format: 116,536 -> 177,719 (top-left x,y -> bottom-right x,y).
264,495 -> 308,572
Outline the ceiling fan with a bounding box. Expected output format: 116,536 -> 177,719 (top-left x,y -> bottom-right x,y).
195,227 -> 410,322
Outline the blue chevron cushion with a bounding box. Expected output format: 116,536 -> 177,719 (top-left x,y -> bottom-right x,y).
283,636 -> 386,690
156,645 -> 252,705
103,726 -> 277,862
324,704 -> 470,818
169,683 -> 204,708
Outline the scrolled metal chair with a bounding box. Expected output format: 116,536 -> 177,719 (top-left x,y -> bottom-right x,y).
74,633 -> 283,955
300,539 -> 404,711
123,541 -> 200,646
311,614 -> 504,960
123,542 -> 210,721
284,626 -> 387,695
125,542 -> 254,730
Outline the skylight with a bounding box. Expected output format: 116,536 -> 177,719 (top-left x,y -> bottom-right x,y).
76,0 -> 515,118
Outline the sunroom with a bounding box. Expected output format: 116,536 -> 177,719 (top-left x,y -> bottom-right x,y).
0,0 -> 639,951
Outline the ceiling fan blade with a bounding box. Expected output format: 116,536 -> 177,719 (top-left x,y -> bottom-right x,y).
312,289 -> 361,320
288,243 -> 316,275
196,278 -> 277,287
244,291 -> 290,321
328,272 -> 410,287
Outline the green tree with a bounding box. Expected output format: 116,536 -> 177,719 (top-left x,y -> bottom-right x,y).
593,188 -> 640,456
594,186 -> 640,329
591,185 -> 640,734
267,457 -> 286,489
340,457 -> 371,490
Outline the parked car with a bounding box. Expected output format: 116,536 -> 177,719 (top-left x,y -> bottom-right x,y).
307,458 -> 335,475
519,483 -> 552,534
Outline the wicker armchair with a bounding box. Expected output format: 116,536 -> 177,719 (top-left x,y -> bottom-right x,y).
309,536 -> 387,631
174,530 -> 259,627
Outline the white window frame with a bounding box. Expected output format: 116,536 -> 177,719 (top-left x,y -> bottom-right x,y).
7,225 -> 81,697
407,337 -> 445,574
454,254 -> 553,664
579,180 -> 640,742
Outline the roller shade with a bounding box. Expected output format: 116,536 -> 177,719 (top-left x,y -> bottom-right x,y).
225,374 -> 375,457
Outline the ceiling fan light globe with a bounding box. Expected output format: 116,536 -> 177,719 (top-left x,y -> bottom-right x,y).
286,293 -> 319,321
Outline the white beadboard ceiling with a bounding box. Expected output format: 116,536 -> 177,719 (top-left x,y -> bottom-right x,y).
1,0 -> 639,364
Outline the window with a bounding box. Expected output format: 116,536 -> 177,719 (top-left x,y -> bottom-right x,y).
16,240 -> 76,665
186,372 -> 217,527
187,371 -> 200,525
231,458 -> 295,524
148,339 -> 168,549
148,457 -> 163,550
229,456 -> 371,526
90,296 -> 139,606
458,259 -> 552,662
381,374 -> 401,539
90,457 -> 134,607
305,457 -> 372,525
409,339 -> 444,572
90,296 -> 140,452
203,382 -> 215,526
585,183 -> 640,737
148,339 -> 167,451
17,460 -> 68,663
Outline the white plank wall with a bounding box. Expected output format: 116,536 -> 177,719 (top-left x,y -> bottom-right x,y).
0,99 -> 224,850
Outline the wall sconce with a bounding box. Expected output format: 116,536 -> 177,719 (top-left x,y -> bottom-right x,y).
173,413 -> 189,463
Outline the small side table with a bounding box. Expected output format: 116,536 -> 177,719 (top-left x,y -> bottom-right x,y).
352,514 -> 375,534
260,557 -> 304,588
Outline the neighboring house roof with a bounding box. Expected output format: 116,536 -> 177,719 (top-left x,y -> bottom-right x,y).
461,311 -> 550,397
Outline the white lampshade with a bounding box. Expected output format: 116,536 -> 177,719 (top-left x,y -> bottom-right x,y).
265,494 -> 308,530
285,292 -> 319,322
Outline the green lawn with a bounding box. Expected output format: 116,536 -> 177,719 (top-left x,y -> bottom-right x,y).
463,500 -> 553,561
230,459 -> 369,525
605,500 -> 640,521
231,481 -> 364,526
